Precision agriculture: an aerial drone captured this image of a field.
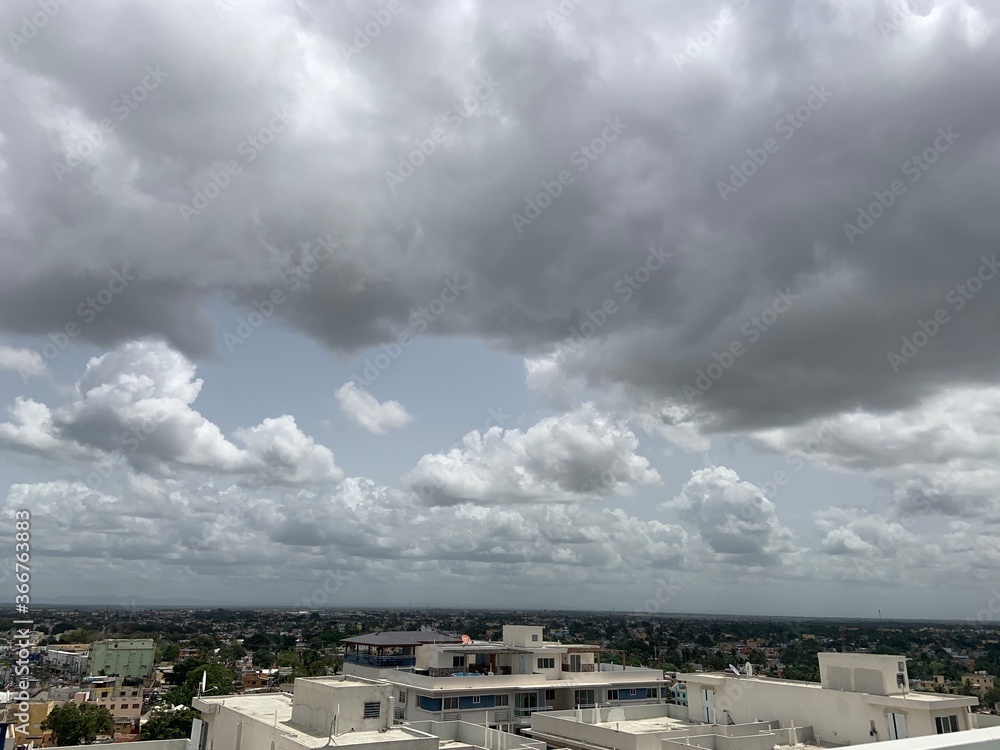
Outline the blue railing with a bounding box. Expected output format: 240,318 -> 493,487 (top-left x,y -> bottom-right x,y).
344,653 -> 416,668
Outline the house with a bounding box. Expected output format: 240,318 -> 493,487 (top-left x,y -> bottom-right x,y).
682,653 -> 979,743
192,675 -> 541,750
341,625 -> 666,729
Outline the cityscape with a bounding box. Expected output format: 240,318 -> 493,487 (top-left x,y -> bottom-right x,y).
3,0 -> 1000,749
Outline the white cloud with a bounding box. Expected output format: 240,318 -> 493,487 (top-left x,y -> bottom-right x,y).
665,465 -> 797,563
0,345 -> 47,379
0,339 -> 343,487
402,403 -> 661,505
335,381 -> 414,434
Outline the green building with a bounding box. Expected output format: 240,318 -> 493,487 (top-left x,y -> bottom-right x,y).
89,639 -> 155,679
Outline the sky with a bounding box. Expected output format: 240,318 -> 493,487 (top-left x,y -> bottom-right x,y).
0,0 -> 999,620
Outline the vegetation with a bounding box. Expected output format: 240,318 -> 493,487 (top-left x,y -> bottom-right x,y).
41,703 -> 115,746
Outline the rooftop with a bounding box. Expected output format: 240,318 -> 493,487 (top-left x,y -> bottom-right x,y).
342,631 -> 461,647
195,693 -> 428,749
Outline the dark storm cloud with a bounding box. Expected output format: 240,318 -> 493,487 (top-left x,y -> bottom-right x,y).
2,0 -> 999,433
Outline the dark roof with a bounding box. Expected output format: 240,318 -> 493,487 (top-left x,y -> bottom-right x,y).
341,631 -> 462,647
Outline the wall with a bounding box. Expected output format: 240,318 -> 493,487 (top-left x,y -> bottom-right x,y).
290,679 -> 391,734
502,627 -> 544,648
685,675 -> 972,745
819,653 -> 908,696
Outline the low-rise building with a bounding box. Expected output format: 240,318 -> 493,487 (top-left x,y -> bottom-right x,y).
45,644 -> 90,675
90,639 -> 156,680
193,675 -> 537,750
682,653 -> 978,744
342,625 -> 665,729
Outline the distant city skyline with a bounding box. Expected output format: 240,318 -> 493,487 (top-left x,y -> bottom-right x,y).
2,0 -> 1000,622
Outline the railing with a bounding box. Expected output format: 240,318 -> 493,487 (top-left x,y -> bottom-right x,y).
514,706 -> 553,718
393,707 -> 405,721
344,653 -> 416,668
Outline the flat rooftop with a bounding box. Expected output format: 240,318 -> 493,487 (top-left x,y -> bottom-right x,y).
197,694 -> 425,749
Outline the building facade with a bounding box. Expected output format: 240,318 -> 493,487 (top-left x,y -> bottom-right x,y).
683,653 -> 978,744
342,625 -> 666,729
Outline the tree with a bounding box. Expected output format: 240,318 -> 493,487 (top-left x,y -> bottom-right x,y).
162,684 -> 196,709
42,703 -> 115,746
141,708 -> 200,740
183,663 -> 235,695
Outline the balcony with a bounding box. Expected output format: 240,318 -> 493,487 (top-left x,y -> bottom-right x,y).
344,653 -> 416,669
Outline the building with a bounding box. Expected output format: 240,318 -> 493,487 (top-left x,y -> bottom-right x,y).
525,703 -> 813,750
341,625 -> 666,730
682,653 -> 979,743
963,672 -> 995,693
0,700 -> 56,748
90,639 -> 156,679
193,675 -> 539,750
44,645 -> 90,675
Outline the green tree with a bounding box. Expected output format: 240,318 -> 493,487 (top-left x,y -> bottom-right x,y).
184,663 -> 235,696
42,703 -> 115,746
140,708 -> 200,740
254,650 -> 276,668
162,684 -> 196,708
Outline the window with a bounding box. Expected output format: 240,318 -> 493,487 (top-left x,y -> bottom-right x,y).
363,702 -> 381,719
898,662 -> 905,672
444,697 -> 459,710
936,716 -> 959,734
608,689 -> 619,700
398,691 -> 407,704
897,673 -> 906,687
531,634 -> 539,642
472,696 -> 481,704
545,690 -> 555,701
453,656 -> 465,667
574,689 -> 595,707
495,695 -> 509,706
537,658 -> 555,669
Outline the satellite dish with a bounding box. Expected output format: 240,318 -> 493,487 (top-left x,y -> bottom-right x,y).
461,635 -> 472,645
744,662 -> 754,677
728,664 -> 741,677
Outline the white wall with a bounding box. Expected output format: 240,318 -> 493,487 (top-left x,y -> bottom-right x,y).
290,678 -> 391,734
684,675 -> 972,745
503,627 -> 544,647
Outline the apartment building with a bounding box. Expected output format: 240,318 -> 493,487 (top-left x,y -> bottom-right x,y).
44,645 -> 90,675
192,675 -> 540,750
90,639 -> 156,679
682,653 -> 979,744
341,625 -> 666,729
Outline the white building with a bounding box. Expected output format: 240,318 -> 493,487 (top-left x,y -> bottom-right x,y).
682,653 -> 979,744
341,625 -> 666,729
192,675 -> 541,750
45,646 -> 90,675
